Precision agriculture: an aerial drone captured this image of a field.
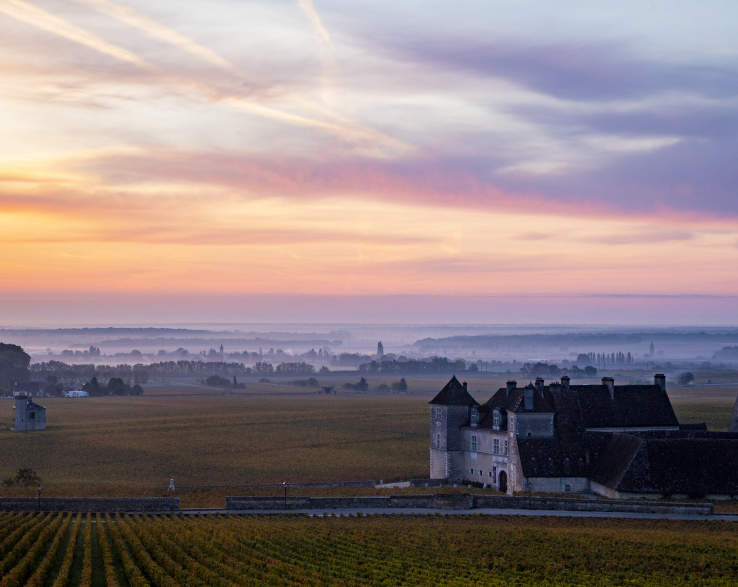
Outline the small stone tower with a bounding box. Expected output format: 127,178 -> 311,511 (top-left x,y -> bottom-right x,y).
14,393 -> 46,432
429,375 -> 478,481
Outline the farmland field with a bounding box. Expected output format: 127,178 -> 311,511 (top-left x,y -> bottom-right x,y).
0,511 -> 736,587
1,374 -> 736,507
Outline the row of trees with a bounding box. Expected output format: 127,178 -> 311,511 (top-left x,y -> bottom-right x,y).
358,358 -> 467,374
519,362 -> 598,377
30,359 -> 319,382
0,343 -> 31,392
577,352 -> 634,366
342,377 -> 408,392
82,376 -> 144,396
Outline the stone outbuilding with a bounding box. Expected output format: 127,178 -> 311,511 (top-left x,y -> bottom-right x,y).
14,394 -> 46,432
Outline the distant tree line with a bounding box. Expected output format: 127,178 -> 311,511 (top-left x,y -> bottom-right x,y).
358,358 -> 467,374
519,362 -> 598,378
30,359 -> 317,387
82,376 -> 143,396
0,343 -> 31,392
342,377 -> 408,392
576,352 -> 633,367
714,346 -> 738,360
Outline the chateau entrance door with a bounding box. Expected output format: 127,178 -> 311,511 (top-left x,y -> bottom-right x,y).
499,470 -> 507,493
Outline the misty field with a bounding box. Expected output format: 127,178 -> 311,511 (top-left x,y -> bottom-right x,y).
1,376 -> 735,507
0,392 -> 431,502
1,512 -> 737,587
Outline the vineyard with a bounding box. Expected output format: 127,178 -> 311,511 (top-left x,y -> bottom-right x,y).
0,512 -> 737,586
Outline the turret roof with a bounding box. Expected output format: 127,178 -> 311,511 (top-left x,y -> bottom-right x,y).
429,375 -> 478,406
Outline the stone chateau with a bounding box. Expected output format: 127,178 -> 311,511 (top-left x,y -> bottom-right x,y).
431,375 -> 738,498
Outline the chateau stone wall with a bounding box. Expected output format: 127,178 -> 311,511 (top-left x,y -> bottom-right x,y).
0,497 -> 179,512
226,494 -> 713,515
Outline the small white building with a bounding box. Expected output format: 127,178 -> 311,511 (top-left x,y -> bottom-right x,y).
67,390 -> 89,397
14,394 -> 46,432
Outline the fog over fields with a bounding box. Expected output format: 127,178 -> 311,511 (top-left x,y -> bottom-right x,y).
4,323 -> 738,369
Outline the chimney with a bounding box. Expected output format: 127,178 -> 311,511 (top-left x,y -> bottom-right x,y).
654,374 -> 666,392
535,377 -> 544,391
524,387 -> 535,411
506,380 -> 517,395
463,381 -> 468,392
602,377 -> 614,400
561,376 -> 570,391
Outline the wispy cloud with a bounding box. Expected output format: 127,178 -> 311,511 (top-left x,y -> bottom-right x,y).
584,230 -> 694,246
0,0 -> 151,68
0,0 -> 403,154
296,0 -> 332,49
514,231 -> 555,241
70,0 -> 240,74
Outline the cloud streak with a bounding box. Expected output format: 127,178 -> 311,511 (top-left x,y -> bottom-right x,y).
296,0 -> 333,48
0,0 -> 151,68
70,0 -> 240,73
0,0 -> 402,154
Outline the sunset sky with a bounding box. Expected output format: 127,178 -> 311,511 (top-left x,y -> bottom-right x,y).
1,0 -> 737,325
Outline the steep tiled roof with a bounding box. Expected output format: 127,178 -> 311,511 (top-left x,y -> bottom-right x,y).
517,431 -> 612,478
591,431 -> 738,494
26,401 -> 46,410
429,375 -> 478,406
482,385 -> 553,413
575,384 -> 678,429
484,380 -> 677,430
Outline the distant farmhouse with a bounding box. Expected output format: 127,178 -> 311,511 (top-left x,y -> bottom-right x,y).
13,381 -> 40,396
14,393 -> 46,432
431,375 -> 738,498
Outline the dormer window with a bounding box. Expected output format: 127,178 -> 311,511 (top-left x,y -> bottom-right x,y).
493,410 -> 501,427
471,407 -> 479,425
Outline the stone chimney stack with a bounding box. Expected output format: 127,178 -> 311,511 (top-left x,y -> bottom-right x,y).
654,374 -> 666,393
506,380 -> 516,395
561,376 -> 570,391
535,377 -> 544,391
602,377 -> 615,400
463,381 -> 468,391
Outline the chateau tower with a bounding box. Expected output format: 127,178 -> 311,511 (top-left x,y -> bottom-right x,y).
429,375 -> 478,480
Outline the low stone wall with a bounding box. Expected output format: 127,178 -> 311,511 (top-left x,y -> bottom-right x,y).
152,480 -> 375,490
0,497 -> 179,512
226,495 -> 436,510
226,494 -> 713,515
473,495 -> 713,515
409,478 -> 448,487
